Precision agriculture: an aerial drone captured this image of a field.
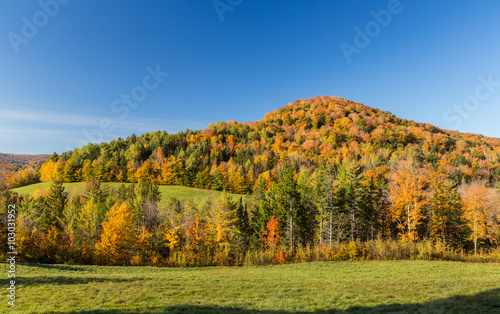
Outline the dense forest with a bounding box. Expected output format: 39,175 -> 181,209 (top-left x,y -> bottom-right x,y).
2,96 -> 500,266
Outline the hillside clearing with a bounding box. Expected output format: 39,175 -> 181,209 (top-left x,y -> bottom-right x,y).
11,182 -> 245,207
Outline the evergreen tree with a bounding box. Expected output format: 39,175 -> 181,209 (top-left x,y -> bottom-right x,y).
83,178 -> 105,203
248,182 -> 271,249
296,169 -> 317,247
132,181 -> 162,231
236,197 -> 250,237
44,180 -> 68,230
312,163 -> 336,246
428,178 -> 466,247
335,160 -> 364,241
63,160 -> 78,182
273,161 -> 300,252
359,171 -> 387,241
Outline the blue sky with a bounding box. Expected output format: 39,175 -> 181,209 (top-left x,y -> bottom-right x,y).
1,1 -> 500,154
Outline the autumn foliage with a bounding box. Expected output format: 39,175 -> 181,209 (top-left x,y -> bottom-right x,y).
262,215 -> 281,249
3,96 -> 500,266
95,203 -> 136,265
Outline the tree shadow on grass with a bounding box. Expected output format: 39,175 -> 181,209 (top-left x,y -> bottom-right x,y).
63,288 -> 500,313
18,262 -> 91,272
0,276 -> 136,287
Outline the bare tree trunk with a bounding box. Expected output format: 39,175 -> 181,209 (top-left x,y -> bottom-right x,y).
319,215 -> 323,246
329,210 -> 333,247
289,198 -> 294,254
407,204 -> 411,240
474,217 -> 477,257
350,210 -> 355,241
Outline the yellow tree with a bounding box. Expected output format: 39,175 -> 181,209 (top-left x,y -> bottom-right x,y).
40,160 -> 57,182
165,226 -> 183,252
133,226 -> 154,265
460,182 -> 494,256
201,194 -> 236,264
227,164 -> 247,194
95,203 -> 137,265
184,216 -> 208,265
387,157 -> 429,242
253,170 -> 276,192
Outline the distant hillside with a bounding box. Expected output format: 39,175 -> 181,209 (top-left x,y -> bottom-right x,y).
0,153 -> 50,189
35,95 -> 500,192
0,153 -> 51,165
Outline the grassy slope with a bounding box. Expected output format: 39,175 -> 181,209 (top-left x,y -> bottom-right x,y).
11,182 -> 245,207
1,261 -> 499,313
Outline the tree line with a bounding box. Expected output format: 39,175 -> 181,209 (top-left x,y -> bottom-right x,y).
1,155 -> 499,266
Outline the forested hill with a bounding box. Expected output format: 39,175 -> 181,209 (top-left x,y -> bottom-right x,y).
0,153 -> 50,189
34,95 -> 500,193
6,95 -> 500,264
0,153 -> 50,165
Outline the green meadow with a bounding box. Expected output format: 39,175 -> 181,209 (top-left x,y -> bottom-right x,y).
1,260 -> 499,313
11,182 -> 245,208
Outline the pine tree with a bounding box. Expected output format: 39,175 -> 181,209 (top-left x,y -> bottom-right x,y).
335,160 -> 365,241
428,176 -> 465,247
132,181 -> 162,231
63,160 -> 78,182
83,178 -> 105,203
248,183 -> 271,249
273,161 -> 300,252
235,197 -> 251,251
44,180 -> 68,230
313,163 -> 336,246
296,169 -> 318,247
360,168 -> 388,241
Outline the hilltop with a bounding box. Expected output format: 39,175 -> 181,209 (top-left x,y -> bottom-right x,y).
30,95 -> 500,192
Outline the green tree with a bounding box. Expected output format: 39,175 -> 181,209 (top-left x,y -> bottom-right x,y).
44,181 -> 68,230
428,178 -> 466,247
273,162 -> 300,252
312,163 -> 336,246
335,160 -> 365,241
296,169 -> 318,247
83,178 -> 105,203
234,197 -> 250,252
132,181 -> 162,231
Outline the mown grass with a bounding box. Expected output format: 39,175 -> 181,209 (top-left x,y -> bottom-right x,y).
11,182 -> 245,207
1,260 -> 499,313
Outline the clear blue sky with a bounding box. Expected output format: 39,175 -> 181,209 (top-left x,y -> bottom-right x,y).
1,1 -> 500,154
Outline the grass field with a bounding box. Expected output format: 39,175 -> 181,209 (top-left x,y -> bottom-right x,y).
11,182 -> 245,208
1,261 -> 499,313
